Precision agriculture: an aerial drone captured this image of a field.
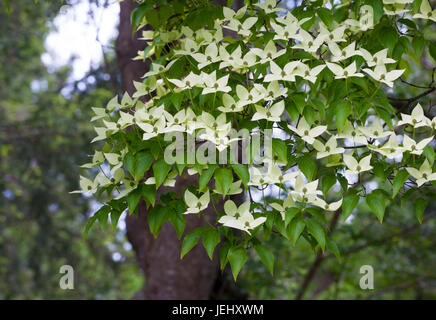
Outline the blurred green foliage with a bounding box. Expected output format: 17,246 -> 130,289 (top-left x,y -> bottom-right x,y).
0,0 -> 144,299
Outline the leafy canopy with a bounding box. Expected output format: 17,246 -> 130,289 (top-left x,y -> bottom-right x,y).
75,0 -> 436,280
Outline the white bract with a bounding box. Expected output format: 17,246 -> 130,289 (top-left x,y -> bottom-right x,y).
252,100 -> 284,122
313,137 -> 345,159
218,200 -> 266,234
343,154 -> 373,175
184,190 -> 210,214
363,65 -> 405,88
326,61 -> 364,79
288,118 -> 327,144
413,0 -> 436,22
406,160 -> 436,187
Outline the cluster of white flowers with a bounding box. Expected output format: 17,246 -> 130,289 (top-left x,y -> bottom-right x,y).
76,0 -> 435,234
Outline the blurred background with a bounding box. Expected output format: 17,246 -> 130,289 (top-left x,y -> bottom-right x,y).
0,0 -> 435,299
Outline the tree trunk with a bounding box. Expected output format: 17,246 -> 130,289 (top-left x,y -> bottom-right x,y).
116,1 -> 220,300
116,0 -> 244,300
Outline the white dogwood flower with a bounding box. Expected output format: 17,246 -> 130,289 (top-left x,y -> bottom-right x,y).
270,21 -> 299,41
288,118 -> 327,144
223,5 -> 247,20
328,41 -> 361,62
201,71 -> 231,94
358,120 -> 392,139
236,84 -> 265,107
70,176 -> 99,194
362,65 -> 405,88
142,60 -> 177,78
291,174 -> 323,202
293,29 -> 326,53
270,194 -> 295,220
218,200 -> 266,234
335,121 -> 368,145
255,0 -> 285,13
359,48 -> 396,67
370,133 -> 403,159
311,197 -> 343,212
326,61 -> 364,79
264,60 -> 301,82
319,23 -> 346,43
406,160 -> 436,187
252,100 -> 284,122
413,0 -> 436,22
251,40 -> 286,64
174,38 -> 201,56
343,154 -> 373,175
138,117 -> 167,141
192,43 -> 220,69
397,103 -> 426,128
168,72 -> 202,90
224,17 -> 258,37
294,63 -> 326,83
184,190 -> 210,214
402,135 -> 433,155
261,81 -> 288,101
218,93 -> 243,113
312,136 -> 345,159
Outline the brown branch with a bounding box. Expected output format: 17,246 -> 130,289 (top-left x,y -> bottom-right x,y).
295,209 -> 341,300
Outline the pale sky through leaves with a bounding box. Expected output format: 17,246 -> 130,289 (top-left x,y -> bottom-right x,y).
42,0 -> 119,81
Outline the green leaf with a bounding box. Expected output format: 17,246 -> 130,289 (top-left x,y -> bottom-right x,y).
83,215 -> 98,240
272,138 -> 288,163
168,211 -> 186,240
423,145 -> 435,164
228,246 -> 247,281
321,174 -> 336,198
380,25 -> 398,52
291,93 -> 306,114
412,36 -> 424,56
127,188 -> 141,214
342,193 -> 359,221
214,168 -> 233,196
392,170 -> 409,198
254,244 -> 275,276
285,207 -> 300,227
317,8 -> 334,28
326,238 -> 341,262
288,218 -> 305,246
142,184 -> 156,207
297,155 -> 317,181
334,101 -> 352,133
414,198 -> 427,224
147,205 -> 169,238
152,158 -> 171,188
134,150 -> 153,181
201,227 -> 221,260
232,163 -> 250,186
180,228 -> 202,259
428,41 -> 436,63
124,152 -> 135,177
305,219 -> 326,253
3,0 -> 10,14
111,210 -> 122,230
366,190 -> 386,223
219,241 -> 231,270
198,165 -> 217,192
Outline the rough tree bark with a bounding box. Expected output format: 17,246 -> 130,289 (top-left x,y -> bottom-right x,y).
115,0 -> 243,300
